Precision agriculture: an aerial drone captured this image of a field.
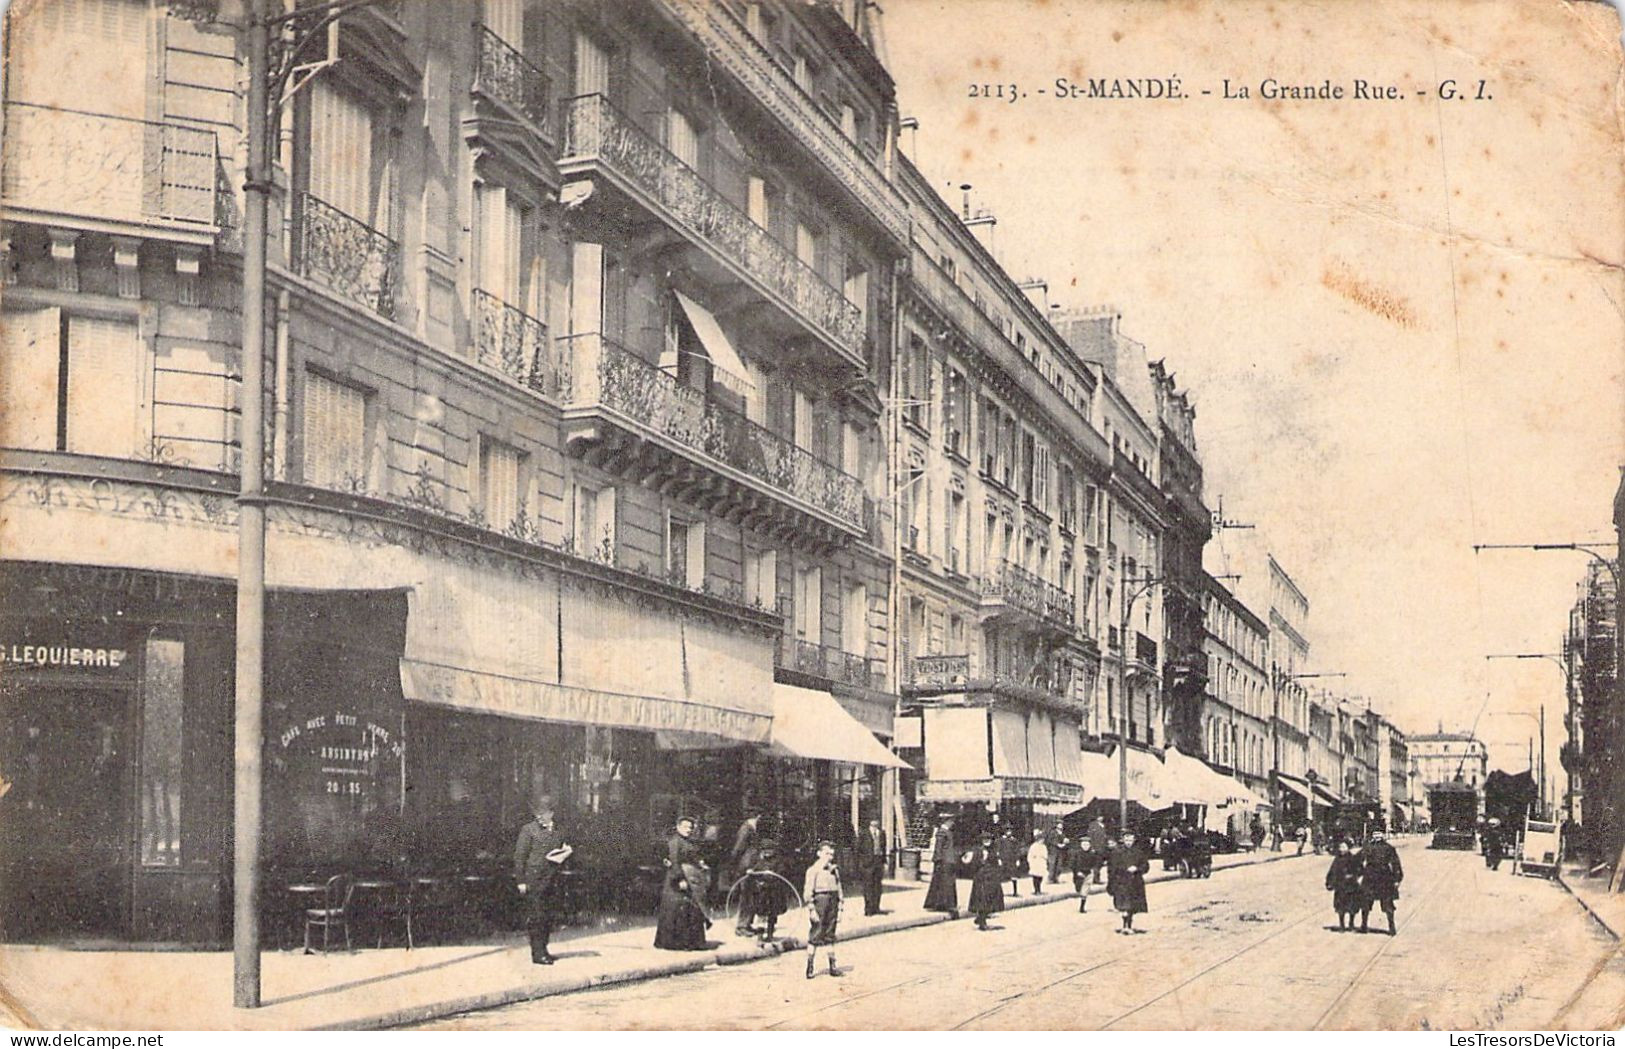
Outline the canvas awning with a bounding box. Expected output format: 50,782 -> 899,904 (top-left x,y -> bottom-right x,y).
767,684 -> 910,768
675,290 -> 753,395
1276,772 -> 1312,801
1078,745 -> 1169,807
1313,783 -> 1342,806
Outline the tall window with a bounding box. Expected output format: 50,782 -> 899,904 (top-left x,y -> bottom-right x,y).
943,368 -> 966,457
574,481 -> 616,561
747,176 -> 769,228
667,516 -> 705,589
795,221 -> 818,271
945,491 -> 964,572
1020,431 -> 1037,503
478,183 -> 539,312
483,0 -> 522,44
301,371 -> 370,489
667,108 -> 698,168
1034,443 -> 1051,512
309,78 -> 379,224
795,564 -> 823,641
843,261 -> 868,328
745,547 -> 777,609
4,313 -> 147,459
574,31 -> 611,96
842,581 -> 867,655
979,398 -> 998,475
479,437 -> 525,529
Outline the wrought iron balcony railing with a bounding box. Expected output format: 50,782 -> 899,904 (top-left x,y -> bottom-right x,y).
559,94 -> 866,363
1,102 -> 218,232
474,26 -> 551,137
472,290 -> 566,396
561,333 -> 864,529
777,635 -> 885,690
296,192 -> 401,318
981,559 -> 1073,627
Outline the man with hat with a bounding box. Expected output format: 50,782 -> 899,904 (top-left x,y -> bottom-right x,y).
1482,817 -> 1507,871
1357,828 -> 1404,935
513,797 -> 573,965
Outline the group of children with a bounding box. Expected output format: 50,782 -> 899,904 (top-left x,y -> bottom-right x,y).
1321,829 -> 1406,934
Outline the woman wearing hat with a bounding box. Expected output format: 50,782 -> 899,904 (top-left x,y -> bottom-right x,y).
923,814 -> 959,916
654,816 -> 710,950
966,831 -> 1006,931
1107,829 -> 1149,934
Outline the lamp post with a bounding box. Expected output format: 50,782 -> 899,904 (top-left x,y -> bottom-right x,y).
1485,653 -> 1563,820
177,0 -> 388,1008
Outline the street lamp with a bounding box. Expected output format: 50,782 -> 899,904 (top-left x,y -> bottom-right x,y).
177,0 -> 388,1009
1484,652 -> 1565,820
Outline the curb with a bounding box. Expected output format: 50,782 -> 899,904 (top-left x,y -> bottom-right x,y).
1556,871 -> 1622,942
328,849 -> 1308,1031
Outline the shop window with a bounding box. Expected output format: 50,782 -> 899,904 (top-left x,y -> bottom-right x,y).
574,481 -> 616,562
745,546 -> 777,611
139,638 -> 185,868
667,516 -> 705,589
301,370 -> 371,490
479,436 -> 526,531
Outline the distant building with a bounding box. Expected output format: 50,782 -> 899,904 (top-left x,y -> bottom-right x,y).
1409,733 -> 1489,819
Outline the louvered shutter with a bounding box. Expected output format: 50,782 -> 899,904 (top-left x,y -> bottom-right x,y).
65,316 -> 141,458
0,307 -> 62,450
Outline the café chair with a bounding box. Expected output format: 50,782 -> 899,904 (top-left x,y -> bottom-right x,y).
303,872 -> 355,954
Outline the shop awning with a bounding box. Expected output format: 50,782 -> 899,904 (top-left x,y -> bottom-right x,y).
675,290 -> 753,396
767,684 -> 910,769
1078,745 -> 1169,808
1313,783 -> 1341,806
1276,773 -> 1312,801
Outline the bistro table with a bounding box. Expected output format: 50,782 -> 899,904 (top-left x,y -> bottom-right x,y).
282,881 -> 329,951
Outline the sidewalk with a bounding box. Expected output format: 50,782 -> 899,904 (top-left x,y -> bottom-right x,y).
0,848 -> 1308,1031
1557,861 -> 1625,940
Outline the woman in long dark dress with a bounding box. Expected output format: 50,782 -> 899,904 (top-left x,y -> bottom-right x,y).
923,816 -> 959,915
1107,830 -> 1149,934
966,832 -> 1006,931
655,818 -> 711,950
1324,839 -> 1364,931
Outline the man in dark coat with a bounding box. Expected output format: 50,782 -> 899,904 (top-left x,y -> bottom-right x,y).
1087,817 -> 1110,883
923,815 -> 959,915
855,816 -> 888,916
1107,829 -> 1149,934
513,801 -> 573,964
1482,818 -> 1506,871
997,826 -> 1024,896
1069,833 -> 1097,912
1250,815 -> 1266,851
1043,821 -> 1070,884
1357,829 -> 1404,935
966,832 -> 1005,930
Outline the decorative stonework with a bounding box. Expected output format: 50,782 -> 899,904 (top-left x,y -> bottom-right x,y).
111,237 -> 141,299
47,228 -> 79,291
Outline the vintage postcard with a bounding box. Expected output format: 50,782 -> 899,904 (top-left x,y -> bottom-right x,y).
0,0 -> 1622,1033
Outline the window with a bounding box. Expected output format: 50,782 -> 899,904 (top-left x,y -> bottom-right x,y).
139,637 -> 185,868
745,1 -> 765,38
843,261 -> 868,327
745,547 -> 777,610
904,335 -> 930,430
1020,431 -> 1037,502
793,52 -> 811,92
841,422 -> 861,476
1059,463 -> 1077,531
842,581 -> 867,655
574,32 -> 611,97
795,563 -> 823,641
479,437 -> 525,530
1034,443 -> 1051,511
943,368 -> 966,457
839,102 -> 857,140
793,390 -> 814,451
984,512 -> 998,572
8,0 -> 147,118
948,613 -> 964,654
0,311 -> 144,458
747,176 -> 769,228
309,78 -> 380,225
795,221 -> 818,271
483,0 -> 522,45
574,481 -> 616,561
302,371 -> 370,489
667,517 -> 705,589
667,108 -> 698,168
999,415 -> 1016,487
478,182 -> 540,313
979,398 -> 998,476
945,492 -> 964,573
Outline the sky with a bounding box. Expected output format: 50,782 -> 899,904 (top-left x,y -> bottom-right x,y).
883,0 -> 1625,786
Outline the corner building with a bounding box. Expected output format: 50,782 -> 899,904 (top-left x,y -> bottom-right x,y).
0,0 -> 907,944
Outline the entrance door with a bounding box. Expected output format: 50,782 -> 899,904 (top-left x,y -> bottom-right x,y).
0,683 -> 131,941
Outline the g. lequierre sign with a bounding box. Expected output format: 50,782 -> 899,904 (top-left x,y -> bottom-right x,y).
0,644 -> 130,669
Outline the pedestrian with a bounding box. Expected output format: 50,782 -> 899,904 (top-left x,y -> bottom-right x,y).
1270,820 -> 1283,852
1188,826 -> 1212,878
1250,814 -> 1266,851
1324,839 -> 1364,931
1107,829 -> 1149,934
923,814 -> 959,916
1357,829 -> 1404,935
966,831 -> 1006,931
1295,823 -> 1309,856
1069,833 -> 1096,912
742,837 -> 791,942
856,816 -> 888,916
1311,822 -> 1323,855
802,840 -> 843,978
1087,817 -> 1110,883
513,799 -> 573,965
1044,821 -> 1069,884
997,825 -> 1024,897
1483,818 -> 1506,871
729,813 -> 762,937
655,816 -> 711,950
1026,829 -> 1048,895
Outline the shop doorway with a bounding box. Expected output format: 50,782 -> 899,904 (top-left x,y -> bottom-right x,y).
0,682 -> 132,941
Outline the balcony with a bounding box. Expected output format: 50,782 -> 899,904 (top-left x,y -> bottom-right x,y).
905,654 -> 1079,712
647,0 -> 910,248
777,635 -> 886,691
295,192 -> 401,319
558,94 -> 866,367
1,102 -> 218,242
473,26 -> 552,141
558,333 -> 864,539
980,560 -> 1073,632
471,290 -> 566,397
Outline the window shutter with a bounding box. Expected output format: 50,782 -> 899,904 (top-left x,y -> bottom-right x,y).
66,316 -> 141,458
574,32 -> 610,97
302,372 -> 367,488
0,307 -> 62,450
309,78 -> 373,221
482,0 -> 522,46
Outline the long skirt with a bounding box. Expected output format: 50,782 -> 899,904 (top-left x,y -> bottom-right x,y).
1332,885 -> 1366,914
1111,875 -> 1147,915
968,871 -> 1005,917
923,864 -> 959,912
654,885 -> 709,950
808,892 -> 840,945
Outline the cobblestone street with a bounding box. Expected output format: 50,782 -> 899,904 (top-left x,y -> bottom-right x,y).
415,842 -> 1624,1030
